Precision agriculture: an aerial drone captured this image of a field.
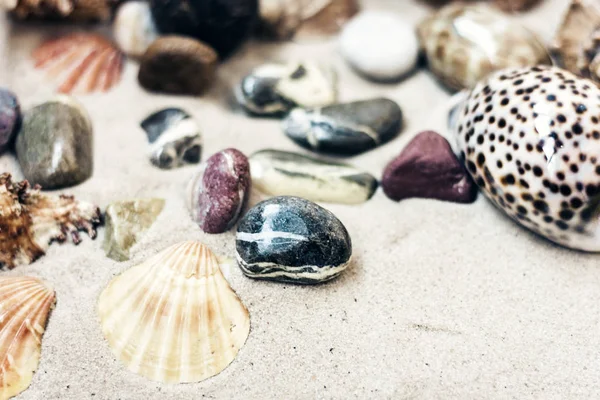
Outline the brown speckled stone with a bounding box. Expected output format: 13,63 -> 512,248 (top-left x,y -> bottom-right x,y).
382,130 -> 477,204
187,148 -> 251,233
138,36 -> 218,95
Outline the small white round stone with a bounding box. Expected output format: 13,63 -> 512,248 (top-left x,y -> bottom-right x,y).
339,11 -> 419,81
113,1 -> 158,58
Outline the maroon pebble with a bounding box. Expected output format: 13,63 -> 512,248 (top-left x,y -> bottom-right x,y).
381,130 -> 477,203
187,148 -> 251,233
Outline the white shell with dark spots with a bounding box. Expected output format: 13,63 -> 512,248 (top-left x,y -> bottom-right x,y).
452,65 -> 600,251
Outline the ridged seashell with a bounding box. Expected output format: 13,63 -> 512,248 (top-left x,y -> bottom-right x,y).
98,241 -> 250,383
551,0 -> 600,82
417,3 -> 550,91
451,65 -> 600,251
3,0 -> 118,21
32,33 -> 124,94
0,173 -> 101,269
0,276 -> 55,400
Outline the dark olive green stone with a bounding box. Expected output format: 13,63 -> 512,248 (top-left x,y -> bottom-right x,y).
15,101 -> 93,189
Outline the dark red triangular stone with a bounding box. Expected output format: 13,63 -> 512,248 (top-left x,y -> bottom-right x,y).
381,130 -> 477,203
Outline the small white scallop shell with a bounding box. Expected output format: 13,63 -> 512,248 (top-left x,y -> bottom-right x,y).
0,276 -> 56,400
97,241 -> 250,383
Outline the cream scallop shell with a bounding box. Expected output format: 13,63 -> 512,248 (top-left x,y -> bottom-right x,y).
98,241 -> 250,383
0,276 -> 55,400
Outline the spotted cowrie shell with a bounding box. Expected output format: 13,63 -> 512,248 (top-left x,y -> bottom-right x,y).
452,65 -> 600,251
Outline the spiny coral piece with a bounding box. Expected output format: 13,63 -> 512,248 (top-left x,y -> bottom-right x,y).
5,0 -> 119,22
0,173 -> 101,269
32,33 -> 123,94
98,241 -> 250,383
0,276 -> 55,400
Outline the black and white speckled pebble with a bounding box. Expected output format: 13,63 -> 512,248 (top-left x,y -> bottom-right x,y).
283,98 -> 402,155
235,196 -> 352,284
141,108 -> 202,169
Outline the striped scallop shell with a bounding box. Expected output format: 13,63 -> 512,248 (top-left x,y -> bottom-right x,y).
32,33 -> 123,94
98,241 -> 250,383
0,276 -> 55,400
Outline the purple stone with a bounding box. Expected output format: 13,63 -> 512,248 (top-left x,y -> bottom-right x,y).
0,89 -> 20,153
187,148 -> 251,233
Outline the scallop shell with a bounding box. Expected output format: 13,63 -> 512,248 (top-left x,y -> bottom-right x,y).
451,65 -> 600,251
0,173 -> 102,270
0,276 -> 55,400
98,241 -> 250,383
32,33 -> 124,94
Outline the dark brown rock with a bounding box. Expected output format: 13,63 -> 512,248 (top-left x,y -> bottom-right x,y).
138,36 -> 218,95
381,130 -> 477,203
186,148 -> 251,233
15,96 -> 93,190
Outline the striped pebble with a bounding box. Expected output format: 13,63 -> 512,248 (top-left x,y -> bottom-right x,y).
235,196 -> 352,284
282,98 -> 402,156
250,149 -> 378,204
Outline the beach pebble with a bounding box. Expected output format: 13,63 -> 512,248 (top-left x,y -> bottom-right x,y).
236,62 -> 337,116
236,196 -> 352,284
113,1 -> 159,57
417,3 -> 550,91
141,108 -> 202,169
103,198 -> 165,261
0,89 -> 20,154
138,36 -> 218,95
16,96 -> 93,189
382,131 -> 477,203
283,97 -> 402,155
250,149 -> 377,204
149,0 -> 258,57
339,11 -> 419,81
187,148 -> 251,234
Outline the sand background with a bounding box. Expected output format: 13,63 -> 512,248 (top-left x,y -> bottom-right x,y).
2,0 -> 599,399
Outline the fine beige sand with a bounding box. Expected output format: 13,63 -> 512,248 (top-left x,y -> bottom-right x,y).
2,1 -> 599,399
